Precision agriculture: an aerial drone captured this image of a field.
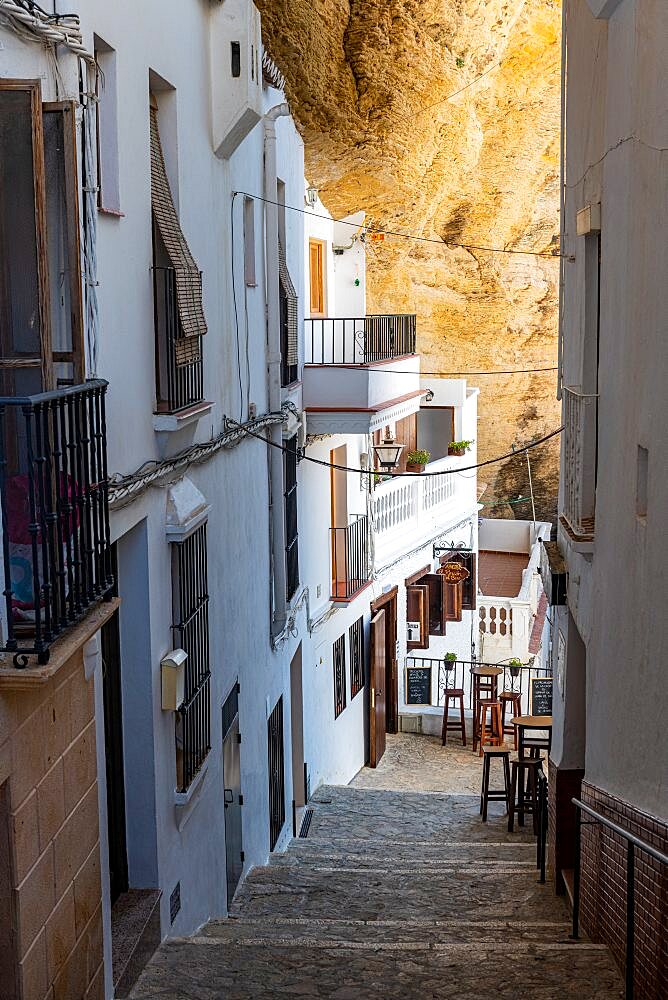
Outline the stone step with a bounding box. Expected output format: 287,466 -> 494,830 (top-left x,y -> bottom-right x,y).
276,840 -> 537,866
203,914 -> 574,946
131,938 -> 624,999
230,867 -> 566,923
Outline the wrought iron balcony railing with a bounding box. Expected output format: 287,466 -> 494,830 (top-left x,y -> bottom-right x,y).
305,314 -> 417,365
153,266 -> 204,414
331,515 -> 369,600
0,380 -> 113,666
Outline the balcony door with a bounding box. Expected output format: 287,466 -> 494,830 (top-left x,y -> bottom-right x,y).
330,445 -> 348,598
309,239 -> 325,317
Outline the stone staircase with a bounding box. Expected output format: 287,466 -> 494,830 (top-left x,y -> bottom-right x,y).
131,786 -> 624,999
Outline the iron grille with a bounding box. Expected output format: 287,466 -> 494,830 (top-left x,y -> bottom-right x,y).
349,616 -> 365,699
280,281 -> 298,387
333,634 -> 347,718
172,523 -> 211,792
331,515 -> 369,600
0,380 -> 113,666
284,436 -> 299,600
267,696 -> 285,851
304,314 -> 416,365
153,265 -> 204,414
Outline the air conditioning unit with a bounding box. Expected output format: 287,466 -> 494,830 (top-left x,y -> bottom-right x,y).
210,0 -> 263,159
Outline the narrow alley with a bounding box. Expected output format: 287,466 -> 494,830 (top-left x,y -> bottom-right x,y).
130,736 -> 624,999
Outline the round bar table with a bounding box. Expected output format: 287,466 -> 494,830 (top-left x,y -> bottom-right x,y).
471,666 -> 503,749
511,715 -> 553,757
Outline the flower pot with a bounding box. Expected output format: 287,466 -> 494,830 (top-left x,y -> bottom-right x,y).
406,462 -> 425,473
448,446 -> 466,457
509,664 -> 522,678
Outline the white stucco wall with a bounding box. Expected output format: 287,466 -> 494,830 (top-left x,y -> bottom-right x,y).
559,0 -> 668,819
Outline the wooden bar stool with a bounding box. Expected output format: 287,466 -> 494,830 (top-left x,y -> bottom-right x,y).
499,691 -> 522,749
475,700 -> 503,755
441,688 -> 466,746
480,746 -> 511,821
471,666 -> 503,749
508,756 -> 544,834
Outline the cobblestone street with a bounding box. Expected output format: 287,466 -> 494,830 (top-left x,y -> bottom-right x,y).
131,736 -> 624,999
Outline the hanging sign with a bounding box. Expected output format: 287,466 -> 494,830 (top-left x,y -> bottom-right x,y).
438,562 -> 470,585
405,665 -> 432,706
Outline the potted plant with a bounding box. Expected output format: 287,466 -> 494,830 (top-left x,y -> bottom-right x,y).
448,439 -> 474,457
406,448 -> 430,472
507,657 -> 523,678
443,652 -> 457,672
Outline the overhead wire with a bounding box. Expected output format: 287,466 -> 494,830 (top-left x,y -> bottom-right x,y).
235,191 -> 563,260
224,418 -> 563,478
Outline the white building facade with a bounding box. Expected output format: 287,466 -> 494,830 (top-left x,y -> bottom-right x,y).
550,1 -> 667,995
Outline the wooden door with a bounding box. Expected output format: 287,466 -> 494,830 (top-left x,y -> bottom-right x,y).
369,610 -> 387,767
309,239 -> 324,315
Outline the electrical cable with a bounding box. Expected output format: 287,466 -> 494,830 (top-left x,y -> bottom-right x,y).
224,417 -> 563,478
235,191 -> 563,260
305,363 -> 558,376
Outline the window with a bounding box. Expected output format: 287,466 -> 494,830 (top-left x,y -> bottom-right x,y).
309,239 -> 325,315
94,37 -> 121,214
284,435 -> 299,600
333,634 -> 347,717
279,239 -> 298,386
349,617 -> 365,698
243,196 -> 256,286
0,80 -> 84,394
267,696 -> 285,850
172,524 -> 211,792
150,95 -> 207,413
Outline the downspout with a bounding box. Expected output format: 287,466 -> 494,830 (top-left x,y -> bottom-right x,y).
264,103 -> 290,639
557,0 -> 567,401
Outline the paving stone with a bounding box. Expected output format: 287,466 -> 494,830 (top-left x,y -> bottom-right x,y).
131,735 -> 624,999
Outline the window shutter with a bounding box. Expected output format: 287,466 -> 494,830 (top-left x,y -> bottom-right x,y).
278,238 -> 298,365
406,584 -> 429,650
422,573 -> 447,636
444,580 -> 463,622
149,106 -> 207,340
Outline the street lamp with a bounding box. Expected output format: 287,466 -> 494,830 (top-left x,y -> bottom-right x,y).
373,438 -> 404,472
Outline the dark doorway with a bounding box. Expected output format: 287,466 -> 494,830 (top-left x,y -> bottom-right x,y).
101,600 -> 129,905
222,683 -> 243,909
290,646 -> 305,809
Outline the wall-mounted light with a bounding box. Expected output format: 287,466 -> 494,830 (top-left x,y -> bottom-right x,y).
305,185 -> 318,207
373,438 -> 404,472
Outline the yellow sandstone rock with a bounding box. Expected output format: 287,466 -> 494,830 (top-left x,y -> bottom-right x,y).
257,0 -> 562,517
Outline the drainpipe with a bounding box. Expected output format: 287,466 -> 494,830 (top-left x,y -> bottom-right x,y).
264,103 -> 290,638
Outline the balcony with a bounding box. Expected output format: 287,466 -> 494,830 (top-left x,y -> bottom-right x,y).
476,519 -> 551,665
303,315 -> 422,435
0,381 -> 114,666
560,386 -> 597,547
331,515 -> 370,601
371,455 -> 477,568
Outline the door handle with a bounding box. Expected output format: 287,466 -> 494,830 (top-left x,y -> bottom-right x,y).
224,788 -> 234,806
371,688 -> 375,708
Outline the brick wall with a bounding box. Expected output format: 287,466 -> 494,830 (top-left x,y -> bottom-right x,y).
547,758 -> 583,892
580,781 -> 668,1000
0,650 -> 104,1000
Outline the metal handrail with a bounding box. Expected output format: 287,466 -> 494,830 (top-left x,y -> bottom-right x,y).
571,796 -> 668,999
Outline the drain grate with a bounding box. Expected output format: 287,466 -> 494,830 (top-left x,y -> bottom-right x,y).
299,808 -> 314,838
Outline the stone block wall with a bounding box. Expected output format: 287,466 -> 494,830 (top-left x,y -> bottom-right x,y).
580,782 -> 668,1000
0,650 -> 104,1000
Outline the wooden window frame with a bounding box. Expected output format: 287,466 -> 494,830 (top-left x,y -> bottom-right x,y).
309,238 -> 326,317
406,583 -> 429,650
0,79 -> 53,389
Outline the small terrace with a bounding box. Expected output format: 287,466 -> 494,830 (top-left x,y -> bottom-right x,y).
331,514 -> 370,601
303,315 -> 422,435
0,381 -> 114,667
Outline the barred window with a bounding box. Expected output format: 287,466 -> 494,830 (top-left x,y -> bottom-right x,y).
333,634 -> 347,718
172,524 -> 211,791
267,696 -> 285,851
349,617 -> 365,698
284,436 -> 299,600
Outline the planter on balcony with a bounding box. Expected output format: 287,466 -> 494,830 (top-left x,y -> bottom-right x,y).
405,462 -> 425,473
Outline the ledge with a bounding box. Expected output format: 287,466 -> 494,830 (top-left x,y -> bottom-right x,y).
0,597 -> 121,689
331,580 -> 374,605
174,755 -> 209,831
153,401 -> 214,433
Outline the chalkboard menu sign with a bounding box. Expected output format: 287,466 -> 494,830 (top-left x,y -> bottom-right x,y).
530,676 -> 553,715
406,665 -> 432,706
